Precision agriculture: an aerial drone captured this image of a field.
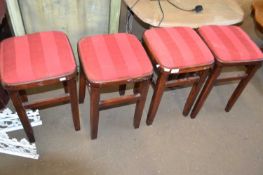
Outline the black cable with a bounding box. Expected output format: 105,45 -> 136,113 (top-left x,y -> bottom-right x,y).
157,0 -> 164,27
167,0 -> 203,13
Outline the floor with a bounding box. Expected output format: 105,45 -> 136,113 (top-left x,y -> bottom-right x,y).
0,65 -> 263,175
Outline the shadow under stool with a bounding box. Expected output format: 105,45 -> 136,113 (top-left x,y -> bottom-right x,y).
0,31 -> 80,143
78,33 -> 153,139
191,25 -> 263,118
143,27 -> 214,125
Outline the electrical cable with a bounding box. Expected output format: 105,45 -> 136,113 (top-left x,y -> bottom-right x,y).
157,0 -> 164,27
167,0 -> 203,13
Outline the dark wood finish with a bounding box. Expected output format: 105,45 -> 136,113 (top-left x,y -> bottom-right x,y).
119,84 -> 126,95
134,80 -> 150,128
63,81 -> 68,93
79,67 -> 86,103
9,91 -> 35,143
165,76 -> 200,88
90,86 -> 100,139
80,71 -> 152,139
190,64 -> 222,118
183,69 -> 209,116
191,61 -> 262,118
225,64 -> 261,112
19,90 -> 28,102
0,83 -> 9,109
3,71 -> 80,143
23,95 -> 70,109
99,94 -> 141,110
144,36 -> 213,125
67,77 -> 80,130
146,71 -> 169,125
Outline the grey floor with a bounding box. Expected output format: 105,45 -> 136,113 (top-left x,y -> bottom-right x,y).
0,66 -> 263,175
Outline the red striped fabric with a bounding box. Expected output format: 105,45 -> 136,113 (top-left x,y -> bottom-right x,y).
0,31 -> 76,85
198,25 -> 263,63
143,27 -> 214,69
78,33 -> 153,83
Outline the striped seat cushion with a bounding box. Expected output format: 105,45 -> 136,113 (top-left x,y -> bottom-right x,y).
78,33 -> 153,83
0,31 -> 76,85
198,25 -> 263,63
143,27 -> 214,70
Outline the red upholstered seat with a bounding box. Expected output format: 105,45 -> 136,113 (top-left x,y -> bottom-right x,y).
143,27 -> 214,70
78,33 -> 153,83
0,31 -> 76,85
198,25 -> 263,63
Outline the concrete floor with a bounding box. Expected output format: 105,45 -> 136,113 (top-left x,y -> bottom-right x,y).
0,66 -> 263,175
1,2 -> 263,174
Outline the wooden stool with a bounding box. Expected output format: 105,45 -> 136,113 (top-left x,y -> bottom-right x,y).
78,33 -> 153,139
191,25 -> 263,118
143,27 -> 214,125
0,31 -> 80,142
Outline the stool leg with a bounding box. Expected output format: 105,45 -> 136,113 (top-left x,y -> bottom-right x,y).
119,84 -> 126,96
133,82 -> 140,94
19,90 -> 28,102
79,68 -> 86,103
63,82 -> 68,93
9,91 -> 35,143
146,72 -> 169,125
190,64 -> 222,118
90,86 -> 100,139
68,77 -> 80,131
133,80 -> 150,128
183,69 -> 209,116
225,64 -> 261,112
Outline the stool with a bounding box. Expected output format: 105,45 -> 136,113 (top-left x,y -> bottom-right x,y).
191,25 -> 263,118
0,31 -> 80,142
78,33 -> 153,139
143,27 -> 214,125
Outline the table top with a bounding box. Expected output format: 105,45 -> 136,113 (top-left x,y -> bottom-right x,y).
124,0 -> 244,28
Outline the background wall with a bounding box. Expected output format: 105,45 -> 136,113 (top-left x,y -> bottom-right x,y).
14,0 -> 111,65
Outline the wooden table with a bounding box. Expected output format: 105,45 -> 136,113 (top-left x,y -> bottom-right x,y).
124,0 -> 244,28
252,0 -> 263,28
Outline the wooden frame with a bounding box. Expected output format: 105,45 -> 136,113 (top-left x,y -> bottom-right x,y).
145,56 -> 213,125
190,60 -> 262,118
3,70 -> 80,143
79,65 -> 151,140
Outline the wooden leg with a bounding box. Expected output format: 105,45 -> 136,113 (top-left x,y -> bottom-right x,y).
90,86 -> 100,139
146,72 -> 169,125
68,77 -> 80,131
19,90 -> 28,102
190,64 -> 222,118
133,80 -> 150,128
119,84 -> 126,96
225,64 -> 261,112
63,82 -> 68,93
133,82 -> 140,94
9,91 -> 35,143
183,69 -> 209,116
79,68 -> 86,104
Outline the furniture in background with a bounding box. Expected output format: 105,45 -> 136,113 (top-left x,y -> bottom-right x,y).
143,27 -> 214,125
0,31 -> 80,142
0,0 -> 11,109
78,33 -> 153,139
124,0 -> 244,28
191,25 -> 263,118
252,0 -> 263,29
